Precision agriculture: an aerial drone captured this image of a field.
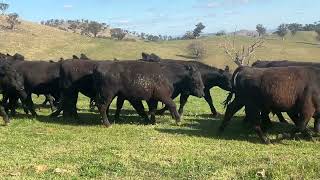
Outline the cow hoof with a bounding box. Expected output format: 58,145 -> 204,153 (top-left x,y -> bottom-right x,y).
176,121 -> 182,126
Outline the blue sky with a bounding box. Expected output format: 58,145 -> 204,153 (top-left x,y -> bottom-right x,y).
2,0 -> 320,36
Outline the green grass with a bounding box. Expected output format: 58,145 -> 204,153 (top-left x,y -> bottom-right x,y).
0,88 -> 320,179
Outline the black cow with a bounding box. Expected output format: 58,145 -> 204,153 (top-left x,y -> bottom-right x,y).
219,66 -> 320,144
245,60 -> 320,125
140,53 -> 232,116
7,61 -> 61,116
50,59 -> 100,119
114,60 -> 206,122
0,62 -> 31,124
93,61 -> 205,127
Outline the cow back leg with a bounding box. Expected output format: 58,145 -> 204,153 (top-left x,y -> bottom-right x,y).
160,98 -> 180,124
156,92 -> 179,115
218,96 -> 244,133
26,94 -> 37,117
96,93 -> 114,127
129,100 -> 150,124
261,110 -> 273,131
245,102 -> 270,144
115,95 -> 125,121
203,89 -> 218,117
292,95 -> 315,141
147,99 -> 158,124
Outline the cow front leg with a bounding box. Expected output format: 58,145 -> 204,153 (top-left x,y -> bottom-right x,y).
0,105 -> 9,125
160,98 -> 180,124
178,93 -> 189,115
203,89 -> 218,117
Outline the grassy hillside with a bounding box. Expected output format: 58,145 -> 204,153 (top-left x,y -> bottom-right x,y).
1,16 -> 319,69
1,17 -> 320,179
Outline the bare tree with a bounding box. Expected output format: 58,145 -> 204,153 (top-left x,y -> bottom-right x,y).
220,35 -> 264,66
0,3 -> 9,15
6,13 -> 21,30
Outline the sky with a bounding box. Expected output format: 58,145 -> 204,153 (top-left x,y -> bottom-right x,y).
2,0 -> 320,36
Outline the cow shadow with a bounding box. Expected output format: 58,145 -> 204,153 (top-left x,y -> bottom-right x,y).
33,108 -> 148,126
155,116 -> 296,144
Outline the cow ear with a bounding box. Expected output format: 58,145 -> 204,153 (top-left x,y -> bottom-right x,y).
224,66 -> 230,72
141,52 -> 149,60
72,55 -> 79,59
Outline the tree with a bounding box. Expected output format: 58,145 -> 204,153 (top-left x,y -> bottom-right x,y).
183,31 -> 195,39
193,22 -> 205,38
6,13 -> 21,30
88,21 -> 103,37
0,3 -> 9,15
111,28 -> 126,40
275,24 -> 288,40
216,30 -> 226,36
256,24 -> 266,36
187,41 -> 207,60
287,23 -> 303,36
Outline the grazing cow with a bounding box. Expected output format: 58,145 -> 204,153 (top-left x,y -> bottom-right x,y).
219,66 -> 320,144
93,61 -> 205,127
140,53 -> 232,116
114,60 -> 206,122
0,62 -> 31,124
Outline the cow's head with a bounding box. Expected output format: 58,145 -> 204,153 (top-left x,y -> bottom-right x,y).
185,65 -> 205,98
0,63 -> 26,98
217,66 -> 232,91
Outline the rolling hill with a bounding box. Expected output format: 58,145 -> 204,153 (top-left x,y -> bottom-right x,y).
0,15 -> 319,69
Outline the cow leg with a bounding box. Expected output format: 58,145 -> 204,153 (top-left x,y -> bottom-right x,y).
147,99 -> 158,125
276,112 -> 289,124
89,98 -> 95,111
97,97 -> 113,127
114,95 -> 125,121
129,100 -> 150,124
203,89 -> 218,117
8,96 -> 18,117
160,98 -> 180,124
0,105 -> 9,125
178,93 -> 189,115
218,96 -> 244,133
156,92 -> 179,115
46,95 -> 56,112
42,95 -> 49,106
25,94 -> 37,117
261,110 -> 273,131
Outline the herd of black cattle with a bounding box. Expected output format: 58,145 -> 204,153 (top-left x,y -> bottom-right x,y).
0,52 -> 319,144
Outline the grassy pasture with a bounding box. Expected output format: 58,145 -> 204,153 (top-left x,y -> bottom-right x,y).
0,89 -> 320,179
0,17 -> 320,179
